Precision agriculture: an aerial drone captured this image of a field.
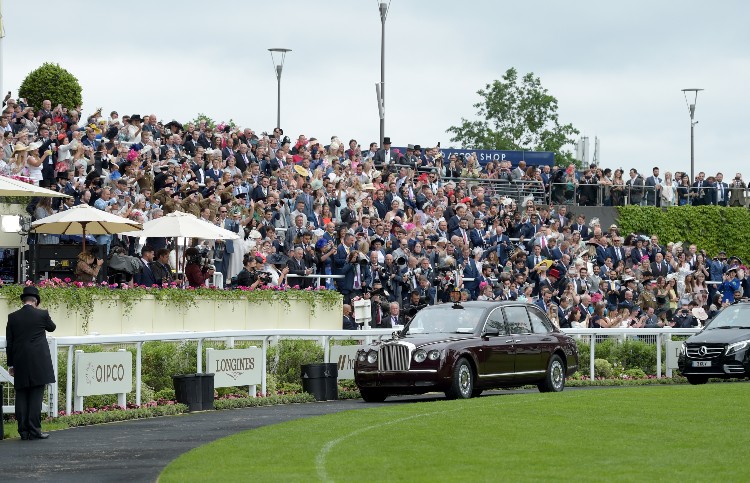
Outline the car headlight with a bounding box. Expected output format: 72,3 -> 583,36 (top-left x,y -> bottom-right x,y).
367,350 -> 378,364
680,342 -> 687,356
357,351 -> 366,362
413,349 -> 427,363
726,339 -> 750,355
427,349 -> 441,360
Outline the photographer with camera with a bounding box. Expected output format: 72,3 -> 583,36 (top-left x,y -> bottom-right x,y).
74,249 -> 103,283
185,246 -> 215,288
235,253 -> 267,289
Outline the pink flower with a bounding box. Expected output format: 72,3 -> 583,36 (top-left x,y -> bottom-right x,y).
64,277 -> 72,283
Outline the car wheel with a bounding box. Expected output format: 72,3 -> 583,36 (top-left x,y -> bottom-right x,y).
538,354 -> 566,393
360,388 -> 388,402
445,358 -> 474,400
686,375 -> 709,385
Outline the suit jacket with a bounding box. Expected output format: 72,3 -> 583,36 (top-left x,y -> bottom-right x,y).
251,184 -> 270,202
469,228 -> 486,249
133,258 -> 158,287
6,304 -> 56,388
373,148 -> 398,167
650,262 -> 669,278
571,223 -> 590,240
342,315 -> 358,330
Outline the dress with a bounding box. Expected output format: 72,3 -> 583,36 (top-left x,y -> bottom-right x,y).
227,238 -> 246,281
675,263 -> 693,303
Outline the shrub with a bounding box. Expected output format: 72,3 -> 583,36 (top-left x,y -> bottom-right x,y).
593,359 -> 614,379
18,62 -> 83,111
267,340 -> 324,386
611,339 -> 658,375
141,341 -> 197,392
154,388 -> 176,401
623,368 -> 647,379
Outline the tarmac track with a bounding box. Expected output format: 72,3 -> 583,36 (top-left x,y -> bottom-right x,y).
0,387 -> 629,482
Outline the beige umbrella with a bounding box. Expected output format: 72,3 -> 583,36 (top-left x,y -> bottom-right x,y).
0,175 -> 72,198
30,204 -> 142,253
121,211 -> 240,275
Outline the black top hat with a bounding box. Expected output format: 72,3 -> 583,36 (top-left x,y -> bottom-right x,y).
20,286 -> 41,304
382,137 -> 391,145
266,253 -> 289,265
130,114 -> 143,123
413,145 -> 421,151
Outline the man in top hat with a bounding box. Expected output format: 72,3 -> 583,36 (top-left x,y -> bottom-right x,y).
373,137 -> 397,169
5,286 -> 56,440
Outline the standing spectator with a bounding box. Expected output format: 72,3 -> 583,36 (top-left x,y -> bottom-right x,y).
342,304 -> 357,330
5,286 -> 56,440
714,172 -> 729,206
625,169 -> 644,205
644,167 -> 662,206
728,172 -> 746,207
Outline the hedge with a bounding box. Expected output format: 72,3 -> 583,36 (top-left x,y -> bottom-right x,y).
617,205 -> 750,261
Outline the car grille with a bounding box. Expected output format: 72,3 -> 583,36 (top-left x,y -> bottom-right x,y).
686,344 -> 725,359
378,343 -> 411,371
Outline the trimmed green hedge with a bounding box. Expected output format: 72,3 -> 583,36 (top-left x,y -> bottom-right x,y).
617,205 -> 750,261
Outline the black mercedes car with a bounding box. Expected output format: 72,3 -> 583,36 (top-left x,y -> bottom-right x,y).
354,301 -> 579,401
678,302 -> 750,384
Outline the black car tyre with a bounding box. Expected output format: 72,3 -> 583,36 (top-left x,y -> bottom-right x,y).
686,375 -> 709,385
445,358 -> 474,400
538,354 -> 566,393
360,388 -> 388,402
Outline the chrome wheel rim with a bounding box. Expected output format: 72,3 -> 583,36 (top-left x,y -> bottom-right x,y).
551,360 -> 564,390
458,364 -> 471,396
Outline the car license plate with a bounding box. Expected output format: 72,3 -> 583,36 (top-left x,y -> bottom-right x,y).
692,360 -> 711,367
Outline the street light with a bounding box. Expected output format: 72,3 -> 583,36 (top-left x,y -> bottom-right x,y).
268,48 -> 291,129
681,88 -> 703,182
376,2 -> 390,148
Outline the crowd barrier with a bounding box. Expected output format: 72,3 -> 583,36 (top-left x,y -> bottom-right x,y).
0,327 -> 700,418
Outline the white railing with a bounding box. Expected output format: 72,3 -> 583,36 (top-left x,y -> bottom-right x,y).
0,327 -> 700,417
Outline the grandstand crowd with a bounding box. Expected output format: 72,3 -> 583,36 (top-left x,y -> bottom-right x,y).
2,95 -> 748,330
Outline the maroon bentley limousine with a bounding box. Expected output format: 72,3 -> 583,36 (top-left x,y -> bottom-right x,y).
354,301 -> 579,401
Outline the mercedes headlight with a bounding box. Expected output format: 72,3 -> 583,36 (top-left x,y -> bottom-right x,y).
726,339 -> 750,355
680,342 -> 686,356
367,350 -> 378,364
427,350 -> 441,360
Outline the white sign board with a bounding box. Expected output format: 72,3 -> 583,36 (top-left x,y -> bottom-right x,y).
331,345 -> 365,380
206,348 -> 262,388
666,340 -> 683,370
75,351 -> 132,397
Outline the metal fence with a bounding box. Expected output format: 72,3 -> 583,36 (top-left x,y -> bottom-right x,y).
0,327 -> 701,417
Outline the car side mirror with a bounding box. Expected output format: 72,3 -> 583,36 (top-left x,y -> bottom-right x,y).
482,326 -> 500,337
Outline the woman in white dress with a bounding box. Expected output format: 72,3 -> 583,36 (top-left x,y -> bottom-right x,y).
675,252 -> 693,306
660,171 -> 677,206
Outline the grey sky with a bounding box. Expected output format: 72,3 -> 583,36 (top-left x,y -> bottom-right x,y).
3,0 -> 748,176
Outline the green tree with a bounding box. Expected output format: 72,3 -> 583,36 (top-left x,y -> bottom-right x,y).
447,67 -> 580,166
18,62 -> 83,111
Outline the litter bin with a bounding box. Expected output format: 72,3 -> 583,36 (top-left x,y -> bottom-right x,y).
172,374 -> 202,412
301,363 -> 338,401
196,373 -> 215,411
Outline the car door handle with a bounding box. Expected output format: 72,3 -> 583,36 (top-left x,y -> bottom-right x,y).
505,339 -> 514,343
514,339 -> 522,343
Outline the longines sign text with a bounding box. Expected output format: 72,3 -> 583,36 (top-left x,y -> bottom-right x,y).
206,348 -> 262,388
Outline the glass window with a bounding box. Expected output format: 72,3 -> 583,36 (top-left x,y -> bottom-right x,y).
528,307 -> 553,334
484,308 -> 508,335
505,306 -> 531,334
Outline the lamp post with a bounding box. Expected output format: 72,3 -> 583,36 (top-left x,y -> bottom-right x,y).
268,48 -> 291,129
681,88 -> 703,182
377,2 -> 389,148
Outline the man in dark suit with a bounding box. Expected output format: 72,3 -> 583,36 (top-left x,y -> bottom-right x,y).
133,246 -> 158,286
650,252 -> 669,278
287,246 -> 312,289
571,214 -> 590,240
644,167 -> 662,206
372,137 -> 397,169
6,286 -> 56,440
342,304 -> 357,330
714,172 -> 729,206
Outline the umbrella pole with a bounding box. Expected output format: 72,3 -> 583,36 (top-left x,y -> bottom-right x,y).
81,222 -> 87,256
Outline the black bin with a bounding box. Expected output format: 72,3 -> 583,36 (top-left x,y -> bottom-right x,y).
301,363 -> 338,401
196,373 -> 215,410
173,374 -> 215,411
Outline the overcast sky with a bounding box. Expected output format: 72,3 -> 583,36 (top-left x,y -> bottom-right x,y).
3,0 -> 749,176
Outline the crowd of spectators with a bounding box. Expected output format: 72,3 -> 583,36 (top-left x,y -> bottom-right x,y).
1,95 -> 748,331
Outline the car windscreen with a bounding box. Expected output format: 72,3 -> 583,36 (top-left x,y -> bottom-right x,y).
404,306 -> 486,335
704,304 -> 750,329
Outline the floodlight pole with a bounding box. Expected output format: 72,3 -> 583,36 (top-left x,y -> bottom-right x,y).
378,2 -> 388,148
681,88 -> 704,182
269,48 -> 291,129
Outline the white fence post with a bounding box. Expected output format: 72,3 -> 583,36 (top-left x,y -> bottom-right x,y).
589,334 -> 596,381
136,342 -> 142,406
73,349 -> 84,413
49,337 -> 58,418
261,336 -> 269,397
117,349 -> 127,408
197,338 -> 203,374
656,333 -> 662,379
66,345 -> 75,415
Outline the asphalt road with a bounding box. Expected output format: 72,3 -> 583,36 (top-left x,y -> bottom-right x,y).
0,387 -> 635,482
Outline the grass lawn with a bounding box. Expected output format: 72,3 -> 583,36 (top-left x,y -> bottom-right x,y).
2,419 -> 69,439
161,384 -> 748,482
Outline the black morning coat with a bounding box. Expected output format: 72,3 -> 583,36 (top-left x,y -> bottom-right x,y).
6,304 -> 56,389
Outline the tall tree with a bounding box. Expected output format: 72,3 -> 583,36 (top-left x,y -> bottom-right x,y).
447,68 -> 580,165
18,62 -> 83,111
